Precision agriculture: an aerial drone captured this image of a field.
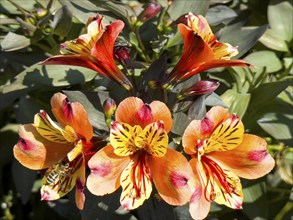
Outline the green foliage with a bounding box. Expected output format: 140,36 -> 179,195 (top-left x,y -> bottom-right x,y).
0,0 -> 292,219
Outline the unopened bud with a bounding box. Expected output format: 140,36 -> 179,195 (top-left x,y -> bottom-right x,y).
114,45 -> 133,69
25,15 -> 37,25
103,98 -> 117,126
139,2 -> 161,22
35,8 -> 48,19
177,80 -> 220,100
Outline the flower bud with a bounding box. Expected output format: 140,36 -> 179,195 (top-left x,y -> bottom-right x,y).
103,98 -> 117,126
35,8 -> 48,19
139,2 -> 161,22
114,45 -> 133,69
177,80 -> 220,100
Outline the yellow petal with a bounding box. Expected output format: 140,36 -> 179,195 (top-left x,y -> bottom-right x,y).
201,156 -> 243,209
205,114 -> 244,153
87,145 -> 130,196
41,156 -> 84,201
75,159 -> 86,210
67,140 -> 83,162
34,111 -> 69,144
110,122 -> 142,156
135,121 -> 168,157
120,155 -> 152,210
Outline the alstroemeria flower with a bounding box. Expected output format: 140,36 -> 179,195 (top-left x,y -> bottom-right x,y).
182,106 -> 275,219
87,97 -> 195,210
14,93 -> 95,210
42,15 -> 132,91
162,13 -> 251,88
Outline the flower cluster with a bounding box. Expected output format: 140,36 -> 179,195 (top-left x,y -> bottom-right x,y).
14,11 -> 275,219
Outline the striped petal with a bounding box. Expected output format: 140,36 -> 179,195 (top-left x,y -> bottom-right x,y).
41,155 -> 84,201
120,154 -> 152,210
51,93 -> 93,141
182,106 -> 230,155
110,122 -> 142,156
201,156 -> 243,209
14,124 -> 72,170
204,114 -> 244,153
146,148 -> 196,206
135,121 -> 168,157
34,111 -> 68,144
87,145 -> 130,196
210,134 -> 275,179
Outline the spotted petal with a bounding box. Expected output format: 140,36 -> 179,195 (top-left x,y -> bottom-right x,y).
120,155 -> 152,210
204,114 -> 244,153
110,122 -> 142,156
135,121 -> 168,157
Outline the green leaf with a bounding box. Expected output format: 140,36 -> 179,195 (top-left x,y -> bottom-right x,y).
268,0 -> 293,42
258,113 -> 292,140
242,181 -> 268,220
250,80 -> 292,107
221,25 -> 268,58
205,92 -> 227,107
221,89 -> 251,118
168,0 -> 210,20
63,90 -> 108,133
244,50 -> 282,73
259,29 -> 289,52
51,5 -> 72,37
206,5 -> 237,25
0,32 -> 30,51
172,112 -> 191,136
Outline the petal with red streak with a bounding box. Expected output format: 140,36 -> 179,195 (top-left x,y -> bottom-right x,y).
210,134 -> 275,179
50,93 -> 93,141
87,145 -> 130,196
14,124 -> 72,170
146,148 -> 196,206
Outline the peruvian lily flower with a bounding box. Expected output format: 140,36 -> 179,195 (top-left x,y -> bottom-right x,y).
162,13 -> 252,89
182,106 -> 275,219
13,93 -> 95,210
87,97 -> 196,210
42,15 -> 133,91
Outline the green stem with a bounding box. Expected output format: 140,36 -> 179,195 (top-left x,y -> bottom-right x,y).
134,26 -> 151,63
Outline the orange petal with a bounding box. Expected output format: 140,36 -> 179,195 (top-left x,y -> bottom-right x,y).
75,158 -> 86,210
51,92 -> 93,141
210,134 -> 275,179
146,148 -> 196,206
87,145 -> 130,196
182,106 -> 230,155
115,97 -> 144,126
189,158 -> 211,220
149,101 -> 172,133
14,124 -> 72,170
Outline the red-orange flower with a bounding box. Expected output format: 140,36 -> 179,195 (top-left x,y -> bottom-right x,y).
182,106 -> 275,219
42,15 -> 132,90
87,97 -> 195,209
13,93 -> 95,210
162,13 -> 251,88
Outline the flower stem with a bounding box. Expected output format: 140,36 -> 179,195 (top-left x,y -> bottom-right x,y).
134,26 -> 151,63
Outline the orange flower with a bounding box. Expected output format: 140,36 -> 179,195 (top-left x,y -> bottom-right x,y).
13,93 -> 95,210
42,15 -> 132,90
87,97 -> 196,209
182,106 -> 275,219
162,13 -> 251,88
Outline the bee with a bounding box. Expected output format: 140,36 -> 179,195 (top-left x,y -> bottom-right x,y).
44,160 -> 71,186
